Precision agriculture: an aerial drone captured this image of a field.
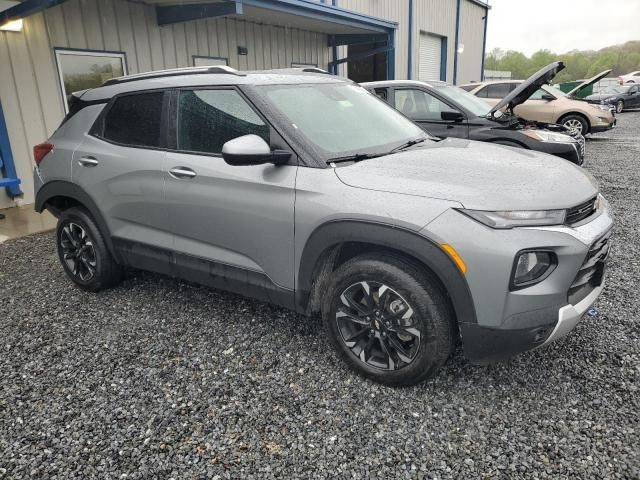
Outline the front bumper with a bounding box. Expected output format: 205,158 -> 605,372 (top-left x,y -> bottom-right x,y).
422,201 -> 613,363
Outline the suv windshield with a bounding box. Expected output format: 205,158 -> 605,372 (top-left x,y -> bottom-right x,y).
435,85 -> 493,117
257,82 -> 427,160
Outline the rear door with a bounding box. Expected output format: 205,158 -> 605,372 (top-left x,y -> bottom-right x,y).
163,87 -> 297,293
72,90 -> 172,252
475,82 -> 516,108
393,88 -> 468,139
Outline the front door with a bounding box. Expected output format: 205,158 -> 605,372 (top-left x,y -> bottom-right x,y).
393,88 -> 468,139
163,87 -> 297,300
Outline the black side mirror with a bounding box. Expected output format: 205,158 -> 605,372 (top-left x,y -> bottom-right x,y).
222,135 -> 291,166
541,94 -> 556,101
441,110 -> 465,122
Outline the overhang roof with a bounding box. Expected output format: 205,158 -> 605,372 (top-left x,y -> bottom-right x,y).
1,0 -> 397,35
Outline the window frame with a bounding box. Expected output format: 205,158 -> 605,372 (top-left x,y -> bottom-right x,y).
483,82 -> 516,99
169,85 -> 274,159
90,88 -> 171,151
54,47 -> 128,114
192,55 -> 229,67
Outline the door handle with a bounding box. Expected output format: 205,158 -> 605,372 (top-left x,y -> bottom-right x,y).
78,156 -> 99,167
169,167 -> 197,179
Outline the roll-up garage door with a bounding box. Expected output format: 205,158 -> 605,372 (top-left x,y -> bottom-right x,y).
419,33 -> 441,82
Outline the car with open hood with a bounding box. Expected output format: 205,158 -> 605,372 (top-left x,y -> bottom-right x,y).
33,67 -> 613,386
462,62 -> 616,136
585,83 -> 640,113
362,79 -> 585,165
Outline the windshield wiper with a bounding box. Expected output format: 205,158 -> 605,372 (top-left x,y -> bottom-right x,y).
327,152 -> 384,165
389,137 -> 428,154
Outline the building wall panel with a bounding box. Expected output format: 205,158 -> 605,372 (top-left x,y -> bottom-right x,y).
0,0 -> 330,207
457,0 -> 486,84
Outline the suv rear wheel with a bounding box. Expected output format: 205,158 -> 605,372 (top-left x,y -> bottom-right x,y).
322,253 -> 455,386
56,207 -> 123,291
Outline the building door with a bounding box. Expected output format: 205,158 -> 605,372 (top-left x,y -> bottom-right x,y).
347,42 -> 388,83
419,33 -> 442,82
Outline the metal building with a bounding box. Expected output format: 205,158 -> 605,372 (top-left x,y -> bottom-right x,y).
0,0 -> 489,209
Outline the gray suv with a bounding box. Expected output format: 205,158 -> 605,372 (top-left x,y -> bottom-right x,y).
34,67 -> 613,386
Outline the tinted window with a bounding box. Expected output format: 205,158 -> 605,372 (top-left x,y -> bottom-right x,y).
103,92 -> 164,147
459,84 -> 477,92
395,89 -> 453,121
373,88 -> 388,101
177,89 -> 269,154
484,83 -> 516,98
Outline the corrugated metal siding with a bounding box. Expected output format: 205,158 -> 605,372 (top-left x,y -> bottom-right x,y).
0,0 -> 330,207
457,0 -> 485,84
336,0 -> 409,80
413,0 -> 457,82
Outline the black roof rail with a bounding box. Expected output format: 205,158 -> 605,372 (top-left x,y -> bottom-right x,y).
301,67 -> 329,74
102,65 -> 245,86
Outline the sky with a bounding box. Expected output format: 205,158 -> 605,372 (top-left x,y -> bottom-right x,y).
486,0 -> 640,57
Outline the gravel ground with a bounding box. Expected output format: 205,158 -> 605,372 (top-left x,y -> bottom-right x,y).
1,114 -> 639,480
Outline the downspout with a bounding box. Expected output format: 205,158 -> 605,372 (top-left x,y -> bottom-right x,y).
331,0 -> 338,74
407,0 -> 414,79
453,0 -> 461,85
480,7 -> 488,81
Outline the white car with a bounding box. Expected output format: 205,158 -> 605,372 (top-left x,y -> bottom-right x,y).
618,71 -> 640,84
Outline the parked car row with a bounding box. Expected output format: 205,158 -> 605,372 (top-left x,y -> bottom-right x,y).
33,65 -> 613,386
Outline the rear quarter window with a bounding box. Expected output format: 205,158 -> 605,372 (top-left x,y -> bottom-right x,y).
102,92 -> 164,147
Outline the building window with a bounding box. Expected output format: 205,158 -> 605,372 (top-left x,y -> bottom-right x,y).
193,56 -> 229,67
55,48 -> 127,113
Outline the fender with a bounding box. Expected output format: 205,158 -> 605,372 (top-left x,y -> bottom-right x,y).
296,220 -> 477,325
35,180 -> 121,263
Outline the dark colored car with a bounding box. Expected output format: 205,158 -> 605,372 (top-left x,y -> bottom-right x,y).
362,79 -> 585,165
585,84 -> 640,113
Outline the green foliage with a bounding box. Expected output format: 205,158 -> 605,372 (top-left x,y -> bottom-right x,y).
486,41 -> 640,82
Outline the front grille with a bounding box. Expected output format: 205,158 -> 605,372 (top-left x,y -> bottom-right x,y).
566,196 -> 597,225
567,230 -> 611,305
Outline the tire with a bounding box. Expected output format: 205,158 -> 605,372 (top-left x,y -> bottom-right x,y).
56,207 -> 123,292
322,252 -> 456,386
616,100 -> 624,113
560,114 -> 588,136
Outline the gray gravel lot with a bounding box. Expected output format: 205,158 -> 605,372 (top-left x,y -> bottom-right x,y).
1,113 -> 639,480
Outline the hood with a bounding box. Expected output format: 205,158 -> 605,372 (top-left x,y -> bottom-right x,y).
489,62 -> 565,115
566,69 -> 612,97
584,93 -> 615,102
334,138 -> 597,211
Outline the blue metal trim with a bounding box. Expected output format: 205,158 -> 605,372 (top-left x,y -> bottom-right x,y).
328,34 -> 387,47
330,0 -> 338,75
481,11 -> 488,81
407,0 -> 414,79
240,0 -> 397,33
193,55 -> 229,66
0,102 -> 22,198
387,30 -> 395,80
440,36 -> 448,82
0,0 -> 67,26
156,2 -> 242,26
453,0 -> 461,85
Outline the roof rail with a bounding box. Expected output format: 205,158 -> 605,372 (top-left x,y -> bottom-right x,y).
301,67 -> 330,74
102,65 -> 245,86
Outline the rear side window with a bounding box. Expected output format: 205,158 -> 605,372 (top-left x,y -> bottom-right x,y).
483,83 -> 517,98
103,92 -> 164,147
459,85 -> 477,92
177,89 -> 269,155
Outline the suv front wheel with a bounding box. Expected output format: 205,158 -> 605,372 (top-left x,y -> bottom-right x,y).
322,253 -> 456,386
56,207 -> 123,292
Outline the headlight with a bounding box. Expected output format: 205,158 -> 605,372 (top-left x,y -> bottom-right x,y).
511,250 -> 557,290
604,97 -> 616,103
595,104 -> 612,111
459,209 -> 566,229
522,129 -> 574,143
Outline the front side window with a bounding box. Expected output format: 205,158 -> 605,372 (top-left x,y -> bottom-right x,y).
395,89 -> 453,121
55,49 -> 127,113
177,89 -> 269,155
257,83 -> 426,160
435,85 -> 492,117
103,92 -> 164,148
529,88 -> 550,100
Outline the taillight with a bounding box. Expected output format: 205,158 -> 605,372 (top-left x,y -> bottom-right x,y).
34,143 -> 54,166
618,77 -> 624,85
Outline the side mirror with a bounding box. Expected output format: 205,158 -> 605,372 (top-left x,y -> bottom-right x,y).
541,94 -> 556,101
221,135 -> 291,166
441,110 -> 465,122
